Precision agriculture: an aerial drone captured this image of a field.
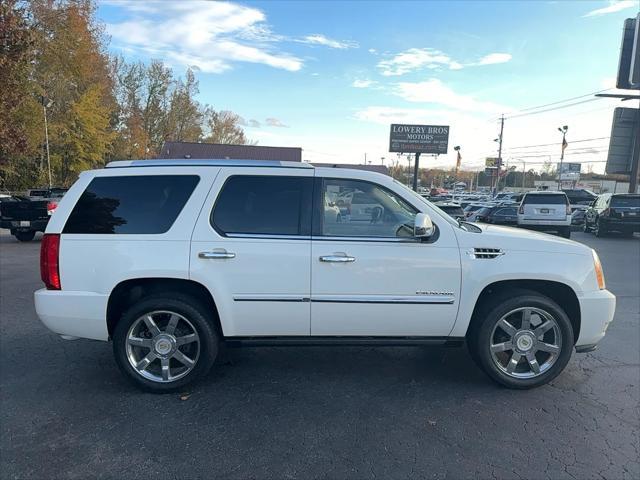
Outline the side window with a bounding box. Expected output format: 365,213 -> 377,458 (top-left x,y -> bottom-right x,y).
212,175 -> 312,236
63,175 -> 200,234
320,179 -> 417,238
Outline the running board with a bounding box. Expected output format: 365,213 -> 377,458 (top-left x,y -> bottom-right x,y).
223,336 -> 465,348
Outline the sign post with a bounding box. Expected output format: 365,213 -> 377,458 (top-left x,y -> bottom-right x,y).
389,124 -> 449,191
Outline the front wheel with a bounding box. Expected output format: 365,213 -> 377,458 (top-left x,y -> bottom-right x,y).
559,226 -> 571,239
469,291 -> 574,389
113,294 -> 218,393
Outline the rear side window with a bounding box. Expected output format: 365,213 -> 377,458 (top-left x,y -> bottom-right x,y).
611,195 -> 640,207
63,175 -> 199,234
523,194 -> 567,205
212,176 -> 312,236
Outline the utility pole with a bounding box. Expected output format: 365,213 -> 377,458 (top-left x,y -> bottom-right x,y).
41,96 -> 53,189
629,109 -> 640,193
412,152 -> 421,191
494,114 -> 504,195
557,125 -> 568,191
522,161 -> 526,189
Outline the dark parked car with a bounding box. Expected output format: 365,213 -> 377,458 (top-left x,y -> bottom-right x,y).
571,206 -> 588,226
584,193 -> 640,237
475,205 -> 518,225
433,202 -> 465,221
0,188 -> 67,241
563,189 -> 597,206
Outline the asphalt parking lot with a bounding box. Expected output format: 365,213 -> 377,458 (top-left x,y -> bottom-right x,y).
1,230 -> 638,479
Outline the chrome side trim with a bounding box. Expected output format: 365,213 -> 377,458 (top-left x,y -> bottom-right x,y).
233,295 -> 310,303
227,233 -> 312,240
311,295 -> 455,305
311,236 -> 420,243
106,159 -> 313,169
233,295 -> 455,304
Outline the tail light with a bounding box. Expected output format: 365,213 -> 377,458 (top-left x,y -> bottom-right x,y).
566,203 -> 571,215
47,201 -> 58,216
40,234 -> 61,290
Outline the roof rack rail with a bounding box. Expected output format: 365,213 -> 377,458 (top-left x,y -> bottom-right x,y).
105,159 -> 313,169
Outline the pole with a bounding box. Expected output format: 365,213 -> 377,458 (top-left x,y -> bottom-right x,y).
43,104 -> 52,189
628,109 -> 640,193
495,114 -> 504,195
557,130 -> 566,191
412,152 -> 421,191
522,161 -> 526,189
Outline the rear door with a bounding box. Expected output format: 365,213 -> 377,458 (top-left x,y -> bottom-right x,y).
190,167 -> 314,337
522,194 -> 568,221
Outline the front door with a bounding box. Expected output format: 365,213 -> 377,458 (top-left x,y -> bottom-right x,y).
310,177 -> 461,337
190,168 -> 313,337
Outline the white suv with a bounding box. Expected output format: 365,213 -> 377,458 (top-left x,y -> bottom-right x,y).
35,160 -> 615,392
517,191 -> 572,238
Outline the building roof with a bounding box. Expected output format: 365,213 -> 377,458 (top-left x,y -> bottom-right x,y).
159,141 -> 302,162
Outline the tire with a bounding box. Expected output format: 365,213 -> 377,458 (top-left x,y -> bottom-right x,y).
594,220 -> 607,237
560,227 -> 571,239
468,290 -> 574,389
14,230 -> 35,242
113,293 -> 218,393
582,221 -> 591,233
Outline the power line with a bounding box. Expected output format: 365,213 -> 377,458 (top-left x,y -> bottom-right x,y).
507,136 -> 610,150
510,88 -> 612,114
504,98 -> 604,120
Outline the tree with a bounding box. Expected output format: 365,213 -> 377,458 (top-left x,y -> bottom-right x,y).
164,68 -> 202,143
203,108 -> 251,145
0,0 -> 41,189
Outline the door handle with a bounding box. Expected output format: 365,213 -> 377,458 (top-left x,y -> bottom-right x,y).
319,254 -> 356,263
199,250 -> 236,259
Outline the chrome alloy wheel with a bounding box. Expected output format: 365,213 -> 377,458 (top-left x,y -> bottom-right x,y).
489,307 -> 562,379
125,311 -> 200,383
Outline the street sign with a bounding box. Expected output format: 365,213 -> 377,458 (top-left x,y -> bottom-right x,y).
484,167 -> 497,176
606,107 -> 639,174
389,124 -> 449,154
485,157 -> 501,167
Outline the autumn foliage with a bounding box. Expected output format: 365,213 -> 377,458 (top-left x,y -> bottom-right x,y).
0,0 -> 250,190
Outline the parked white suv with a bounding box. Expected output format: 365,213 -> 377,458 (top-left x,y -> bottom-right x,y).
517,191 -> 572,238
35,160 -> 615,392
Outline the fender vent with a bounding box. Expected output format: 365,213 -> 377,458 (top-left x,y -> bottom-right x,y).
473,248 -> 504,259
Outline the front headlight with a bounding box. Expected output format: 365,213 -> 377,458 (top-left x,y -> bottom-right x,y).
592,249 -> 606,290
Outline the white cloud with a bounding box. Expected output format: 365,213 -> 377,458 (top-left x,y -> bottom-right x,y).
377,48 -> 512,76
477,53 -> 512,65
393,78 -> 508,114
107,1 -> 304,73
583,1 -> 639,17
377,48 -> 459,76
299,34 -> 358,49
352,79 -> 377,88
265,117 -> 289,128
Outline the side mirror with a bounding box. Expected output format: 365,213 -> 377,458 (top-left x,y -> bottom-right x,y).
414,213 -> 435,238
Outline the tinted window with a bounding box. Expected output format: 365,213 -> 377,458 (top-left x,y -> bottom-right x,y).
321,179 -> 417,237
523,194 -> 567,205
611,195 -> 640,207
63,175 -> 199,234
212,176 -> 312,235
494,207 -> 517,216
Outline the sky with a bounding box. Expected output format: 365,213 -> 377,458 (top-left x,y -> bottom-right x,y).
98,0 -> 640,173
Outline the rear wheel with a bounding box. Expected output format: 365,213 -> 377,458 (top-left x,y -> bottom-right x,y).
469,291 -> 574,389
559,227 -> 571,239
14,230 -> 35,242
594,220 -> 607,237
113,294 -> 218,393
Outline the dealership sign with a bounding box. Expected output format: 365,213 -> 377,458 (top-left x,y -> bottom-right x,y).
557,162 -> 581,181
389,124 -> 450,154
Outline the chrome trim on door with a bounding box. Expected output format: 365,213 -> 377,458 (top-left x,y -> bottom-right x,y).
319,255 -> 356,263
311,295 -> 455,305
233,295 -> 310,303
198,250 -> 236,259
